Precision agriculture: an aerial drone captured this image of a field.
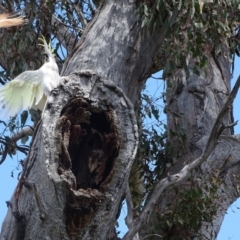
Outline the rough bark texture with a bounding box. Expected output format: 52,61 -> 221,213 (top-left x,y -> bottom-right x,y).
1,1 -> 240,240
0,1 -> 164,239
142,47 -> 240,239
174,51 -> 239,239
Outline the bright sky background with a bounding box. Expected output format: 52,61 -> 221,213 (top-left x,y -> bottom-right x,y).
1,58 -> 240,239
216,57 -> 240,240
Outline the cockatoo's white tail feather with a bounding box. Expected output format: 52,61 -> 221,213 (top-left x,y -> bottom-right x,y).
0,36 -> 60,119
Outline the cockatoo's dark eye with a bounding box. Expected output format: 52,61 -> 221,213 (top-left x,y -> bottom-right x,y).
43,53 -> 49,62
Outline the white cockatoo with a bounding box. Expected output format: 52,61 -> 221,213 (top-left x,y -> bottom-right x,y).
0,13 -> 25,28
0,36 -> 60,119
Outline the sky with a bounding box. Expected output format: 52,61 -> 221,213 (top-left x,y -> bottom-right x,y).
216,56 -> 240,240
1,60 -> 240,239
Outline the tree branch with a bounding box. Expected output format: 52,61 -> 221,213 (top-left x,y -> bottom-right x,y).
0,126 -> 33,164
11,126 -> 34,142
66,0 -> 87,28
142,234 -> 162,240
125,184 -> 140,240
51,15 -> 78,54
122,74 -> 240,240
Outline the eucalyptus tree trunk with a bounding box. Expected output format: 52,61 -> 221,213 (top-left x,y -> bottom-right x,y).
0,1 -> 164,239
1,1 -> 240,240
143,47 -> 240,239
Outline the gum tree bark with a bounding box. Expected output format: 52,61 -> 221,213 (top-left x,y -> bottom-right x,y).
165,50 -> 240,239
0,1 -> 164,239
140,47 -> 240,239
1,1 -> 240,240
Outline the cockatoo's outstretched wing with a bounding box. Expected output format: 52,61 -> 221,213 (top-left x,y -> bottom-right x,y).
0,36 -> 60,119
0,13 -> 25,28
0,70 -> 44,118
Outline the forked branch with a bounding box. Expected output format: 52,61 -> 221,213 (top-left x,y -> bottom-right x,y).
122,75 -> 240,240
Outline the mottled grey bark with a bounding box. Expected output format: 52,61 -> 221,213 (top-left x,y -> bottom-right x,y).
0,1 -> 164,239
140,48 -> 240,239
1,1 -> 240,240
166,49 -> 239,239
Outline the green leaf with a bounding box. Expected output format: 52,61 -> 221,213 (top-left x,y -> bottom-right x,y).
151,106 -> 159,120
199,56 -> 207,67
178,0 -> 182,10
21,110 -> 28,127
156,0 -> 161,11
144,4 -> 149,16
21,136 -> 29,145
190,0 -> 195,19
177,217 -> 184,225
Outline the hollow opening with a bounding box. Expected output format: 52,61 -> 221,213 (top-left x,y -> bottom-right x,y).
59,98 -> 119,190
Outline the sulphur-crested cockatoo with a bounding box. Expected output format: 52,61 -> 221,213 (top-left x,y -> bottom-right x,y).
0,36 -> 60,119
0,13 -> 25,28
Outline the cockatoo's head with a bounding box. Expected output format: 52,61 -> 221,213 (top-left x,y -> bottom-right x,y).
38,36 -> 55,61
0,35 -> 60,120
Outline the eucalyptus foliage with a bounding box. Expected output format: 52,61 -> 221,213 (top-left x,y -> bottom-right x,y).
0,0 -> 97,164
138,0 -> 240,75
0,1 -> 239,238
